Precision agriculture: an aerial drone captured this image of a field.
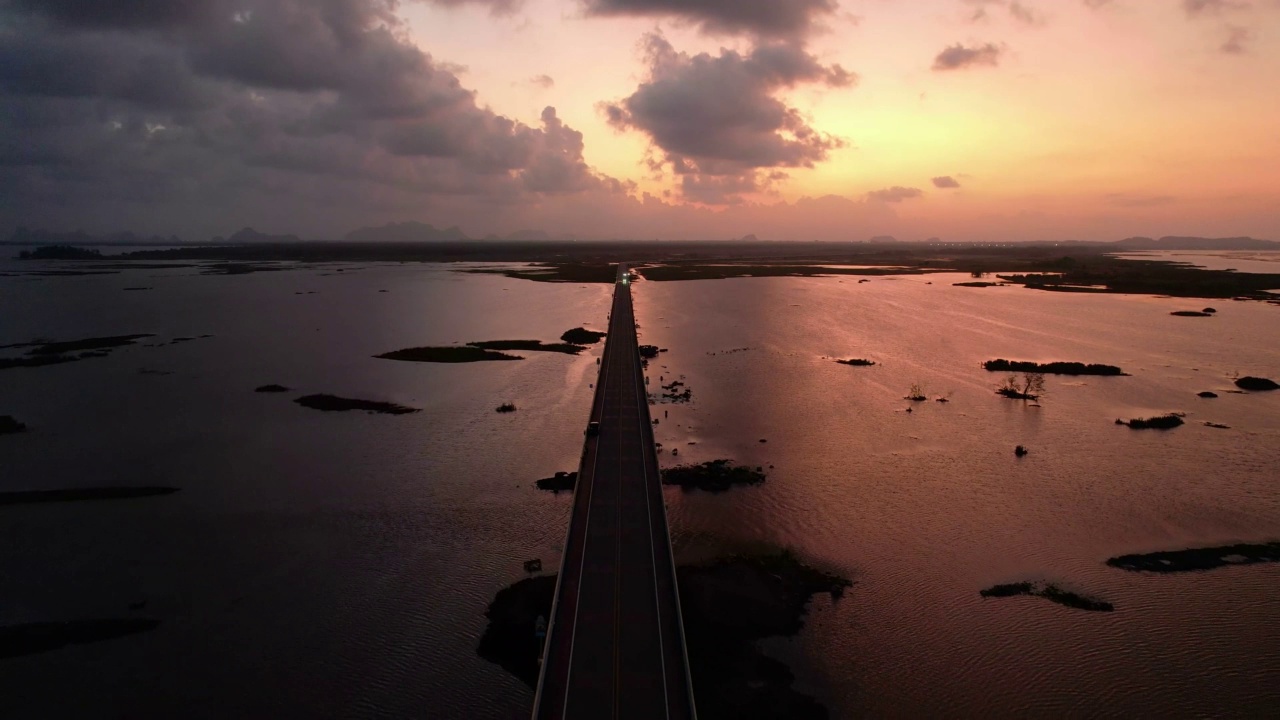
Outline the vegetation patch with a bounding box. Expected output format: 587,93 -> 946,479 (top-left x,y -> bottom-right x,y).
535,471 -> 577,492
0,487 -> 179,505
294,394 -> 420,415
1,618 -> 160,659
638,344 -> 660,359
495,402 -> 517,413
662,460 -> 765,492
1198,391 -> 1218,398
560,327 -> 606,345
983,359 -> 1126,376
836,358 -> 876,367
1106,542 -> 1280,573
468,340 -> 584,355
1,334 -> 155,370
374,346 -> 523,363
953,281 -> 1002,287
1171,310 -> 1213,317
1118,413 -> 1185,429
1235,376 -> 1279,391
0,415 -> 26,435
980,581 -> 1114,612
466,263 -> 617,283
637,264 -> 931,281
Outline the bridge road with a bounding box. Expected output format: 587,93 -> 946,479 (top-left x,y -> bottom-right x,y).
531,266 -> 695,720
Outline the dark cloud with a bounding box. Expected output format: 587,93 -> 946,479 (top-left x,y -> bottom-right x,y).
867,186 -> 924,202
0,0 -> 610,236
932,42 -> 1004,71
603,33 -> 853,204
581,0 -> 838,40
932,176 -> 961,189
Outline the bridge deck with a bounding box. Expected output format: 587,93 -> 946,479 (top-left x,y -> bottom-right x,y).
532,268 -> 695,719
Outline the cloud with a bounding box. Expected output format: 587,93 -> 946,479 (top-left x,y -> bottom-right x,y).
1220,24 -> 1252,52
1182,0 -> 1250,16
529,74 -> 555,89
0,0 -> 612,236
422,0 -> 524,14
1082,0 -> 1114,8
932,43 -> 1004,70
580,0 -> 839,40
867,186 -> 924,202
602,33 -> 854,204
932,176 -> 962,189
962,0 -> 1045,25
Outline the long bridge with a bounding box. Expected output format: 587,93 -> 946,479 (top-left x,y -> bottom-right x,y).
531,265 -> 696,719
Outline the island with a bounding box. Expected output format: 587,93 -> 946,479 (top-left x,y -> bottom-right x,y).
293,394 -> 420,414
661,460 -> 766,492
1235,376 -> 1278,391
374,346 -> 523,363
980,581 -> 1114,612
560,327 -> 606,345
983,359 -> 1126,376
1106,541 -> 1280,573
1117,413 -> 1184,429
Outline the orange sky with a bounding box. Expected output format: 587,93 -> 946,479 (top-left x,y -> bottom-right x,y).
400,0 -> 1280,241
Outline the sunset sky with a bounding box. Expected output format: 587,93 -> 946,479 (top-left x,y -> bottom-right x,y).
2,0 -> 1278,241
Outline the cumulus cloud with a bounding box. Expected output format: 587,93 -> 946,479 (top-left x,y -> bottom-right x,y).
932,42 -> 1005,70
529,74 -> 555,88
602,33 -> 854,204
867,186 -> 924,202
0,0 -> 611,236
932,176 -> 962,189
580,0 -> 839,40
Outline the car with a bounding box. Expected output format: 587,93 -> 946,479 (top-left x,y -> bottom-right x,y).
586,421 -> 600,436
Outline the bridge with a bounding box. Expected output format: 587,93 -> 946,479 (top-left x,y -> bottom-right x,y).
531,265 -> 697,719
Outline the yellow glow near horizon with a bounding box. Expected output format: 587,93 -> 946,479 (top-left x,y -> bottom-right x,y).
401,0 -> 1280,240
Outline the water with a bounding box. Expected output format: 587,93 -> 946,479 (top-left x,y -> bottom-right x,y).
2,262 -> 1278,718
1113,250 -> 1280,275
638,274 -> 1280,718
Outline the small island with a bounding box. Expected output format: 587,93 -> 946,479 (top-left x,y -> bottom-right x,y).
983,359 -> 1126,376
374,346 -> 523,363
1235,376 -> 1278,391
255,384 -> 290,393
495,402 -> 517,413
1106,541 -> 1280,573
953,281 -> 1002,287
638,344 -> 660,359
1170,310 -> 1213,317
468,340 -> 584,355
560,327 -> 606,345
294,394 -> 420,414
980,581 -> 1114,612
836,358 -> 876,367
661,460 -> 765,492
1,415 -> 26,435
1118,413 -> 1184,429
535,471 -> 577,492
0,487 -> 179,505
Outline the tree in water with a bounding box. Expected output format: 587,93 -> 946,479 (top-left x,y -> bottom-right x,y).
996,373 -> 1045,400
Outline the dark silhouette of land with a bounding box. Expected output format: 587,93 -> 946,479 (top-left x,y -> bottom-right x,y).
374,346 -> 523,363
983,359 -> 1126,376
980,582 -> 1114,612
293,394 -> 420,414
1107,542 -> 1280,572
661,460 -> 767,493
1235,376 -> 1278,391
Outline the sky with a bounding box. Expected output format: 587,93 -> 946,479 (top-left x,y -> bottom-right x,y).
1,0 -> 1278,242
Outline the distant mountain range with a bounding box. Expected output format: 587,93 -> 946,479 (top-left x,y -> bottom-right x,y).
3,225 -> 1278,249
1112,236 -> 1279,250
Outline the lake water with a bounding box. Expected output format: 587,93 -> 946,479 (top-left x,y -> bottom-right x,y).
2,260 -> 1278,718
1112,250 -> 1280,275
